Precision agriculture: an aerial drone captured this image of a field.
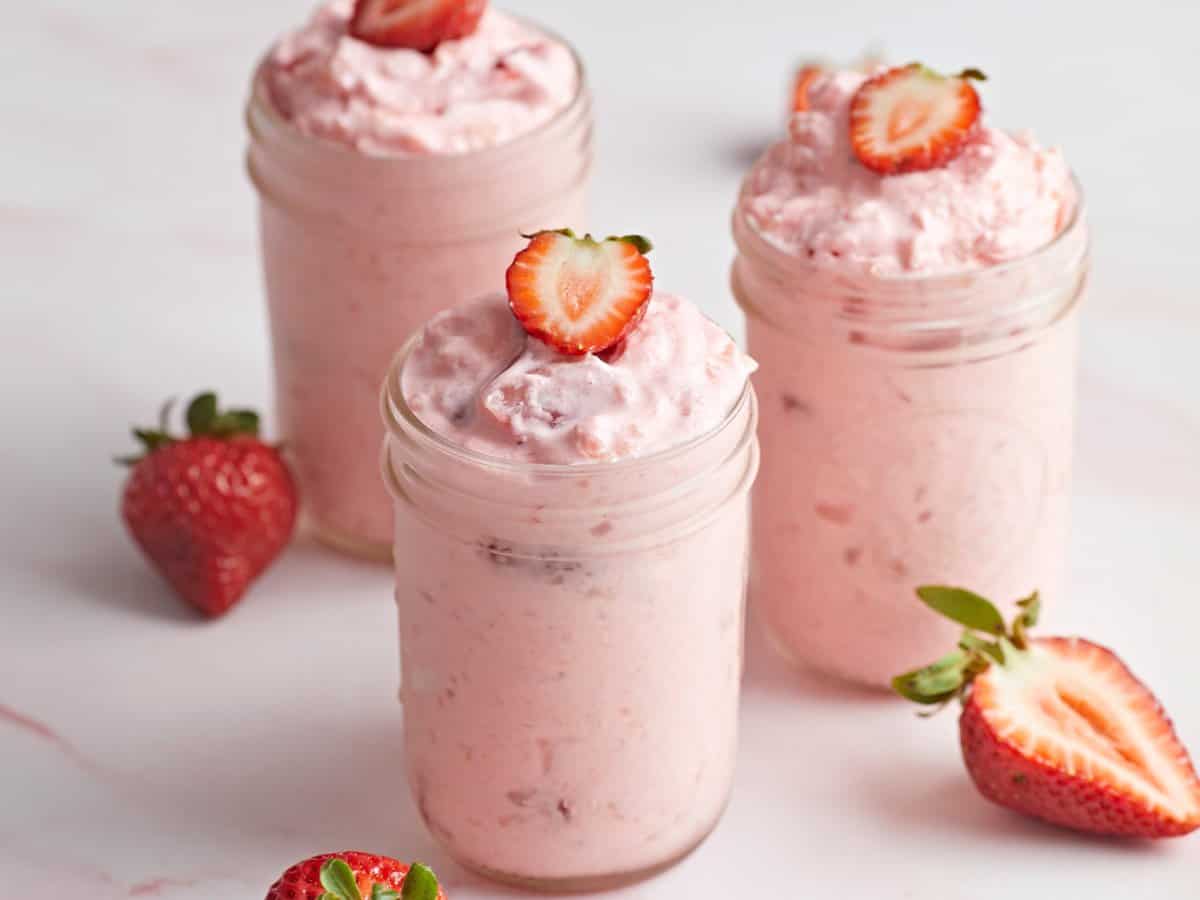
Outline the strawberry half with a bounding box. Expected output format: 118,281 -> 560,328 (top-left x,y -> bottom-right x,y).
505,229 -> 654,356
894,587 -> 1200,838
790,64 -> 825,113
849,63 -> 985,174
119,392 -> 298,618
349,0 -> 487,52
265,853 -> 444,900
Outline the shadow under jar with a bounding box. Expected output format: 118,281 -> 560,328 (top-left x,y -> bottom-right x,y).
731,191 -> 1089,688
381,344 -> 759,890
245,46 -> 592,561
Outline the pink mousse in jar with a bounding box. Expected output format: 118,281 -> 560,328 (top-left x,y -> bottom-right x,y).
381,292 -> 759,889
245,0 -> 591,559
732,68 -> 1088,687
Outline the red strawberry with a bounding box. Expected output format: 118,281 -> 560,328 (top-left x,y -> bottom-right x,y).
505,229 -> 654,356
119,392 -> 298,618
790,64 -> 825,113
350,0 -> 487,52
265,853 -> 445,900
849,63 -> 985,174
894,587 -> 1200,838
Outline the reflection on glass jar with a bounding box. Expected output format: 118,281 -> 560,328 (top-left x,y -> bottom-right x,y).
380,343 -> 759,891
731,192 -> 1089,687
244,44 -> 592,560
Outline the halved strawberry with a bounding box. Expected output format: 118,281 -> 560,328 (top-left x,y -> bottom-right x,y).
349,0 -> 487,52
790,64 -> 825,113
849,63 -> 985,174
505,230 -> 654,356
894,587 -> 1200,838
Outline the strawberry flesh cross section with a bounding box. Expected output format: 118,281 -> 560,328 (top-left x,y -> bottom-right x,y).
849,63 -> 985,174
505,229 -> 654,356
350,0 -> 487,52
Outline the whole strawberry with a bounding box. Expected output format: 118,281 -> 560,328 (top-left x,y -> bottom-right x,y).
119,392 -> 298,617
265,853 -> 444,900
894,587 -> 1200,838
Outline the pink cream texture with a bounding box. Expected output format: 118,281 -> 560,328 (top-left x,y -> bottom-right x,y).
264,0 -> 578,156
402,293 -> 756,463
735,70 -> 1085,686
744,70 -> 1075,275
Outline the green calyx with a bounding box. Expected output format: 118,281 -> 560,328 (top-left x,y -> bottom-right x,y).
523,228 -> 653,255
891,586 -> 1041,709
318,859 -> 439,900
116,391 -> 261,466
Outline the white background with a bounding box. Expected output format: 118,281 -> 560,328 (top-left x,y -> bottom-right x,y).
3,0 -> 1199,897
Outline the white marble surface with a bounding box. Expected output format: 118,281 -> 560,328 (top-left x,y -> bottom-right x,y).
3,0 -> 1199,896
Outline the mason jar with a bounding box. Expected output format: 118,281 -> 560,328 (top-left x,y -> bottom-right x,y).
731,191 -> 1089,687
244,47 -> 592,560
380,341 -> 759,890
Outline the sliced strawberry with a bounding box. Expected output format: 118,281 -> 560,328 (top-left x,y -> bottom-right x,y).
349,0 -> 487,52
790,64 -> 825,113
505,230 -> 654,356
849,63 -> 985,174
894,587 -> 1200,838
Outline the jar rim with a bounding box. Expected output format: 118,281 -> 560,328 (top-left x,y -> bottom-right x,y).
245,13 -> 589,167
733,171 -> 1087,288
380,331 -> 757,479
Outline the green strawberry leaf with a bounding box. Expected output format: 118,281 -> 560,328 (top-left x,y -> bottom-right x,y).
915,586 -> 1005,635
610,234 -> 653,255
958,67 -> 988,81
186,392 -> 218,436
892,649 -> 968,705
400,863 -> 439,900
1012,590 -> 1041,648
210,409 -> 260,438
958,630 -> 1004,665
1016,591 -> 1040,628
319,859 -> 363,900
370,886 -> 400,900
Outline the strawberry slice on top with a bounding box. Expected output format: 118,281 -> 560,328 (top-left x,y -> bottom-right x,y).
895,587 -> 1200,838
350,0 -> 487,52
505,229 -> 654,356
790,63 -> 825,113
849,63 -> 985,174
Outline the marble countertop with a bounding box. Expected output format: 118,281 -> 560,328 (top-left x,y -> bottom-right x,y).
3,0 -> 1198,896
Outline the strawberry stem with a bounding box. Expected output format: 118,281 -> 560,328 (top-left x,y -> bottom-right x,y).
117,391 -> 261,466
893,585 -> 1044,708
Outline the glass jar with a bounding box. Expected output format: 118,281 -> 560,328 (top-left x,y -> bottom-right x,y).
244,46 -> 592,560
380,341 -> 759,890
731,191 -> 1089,687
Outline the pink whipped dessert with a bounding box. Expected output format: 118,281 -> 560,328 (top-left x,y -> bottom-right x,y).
381,256 -> 759,887
246,0 -> 591,558
264,0 -> 578,156
402,292 -> 753,462
732,66 -> 1088,685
